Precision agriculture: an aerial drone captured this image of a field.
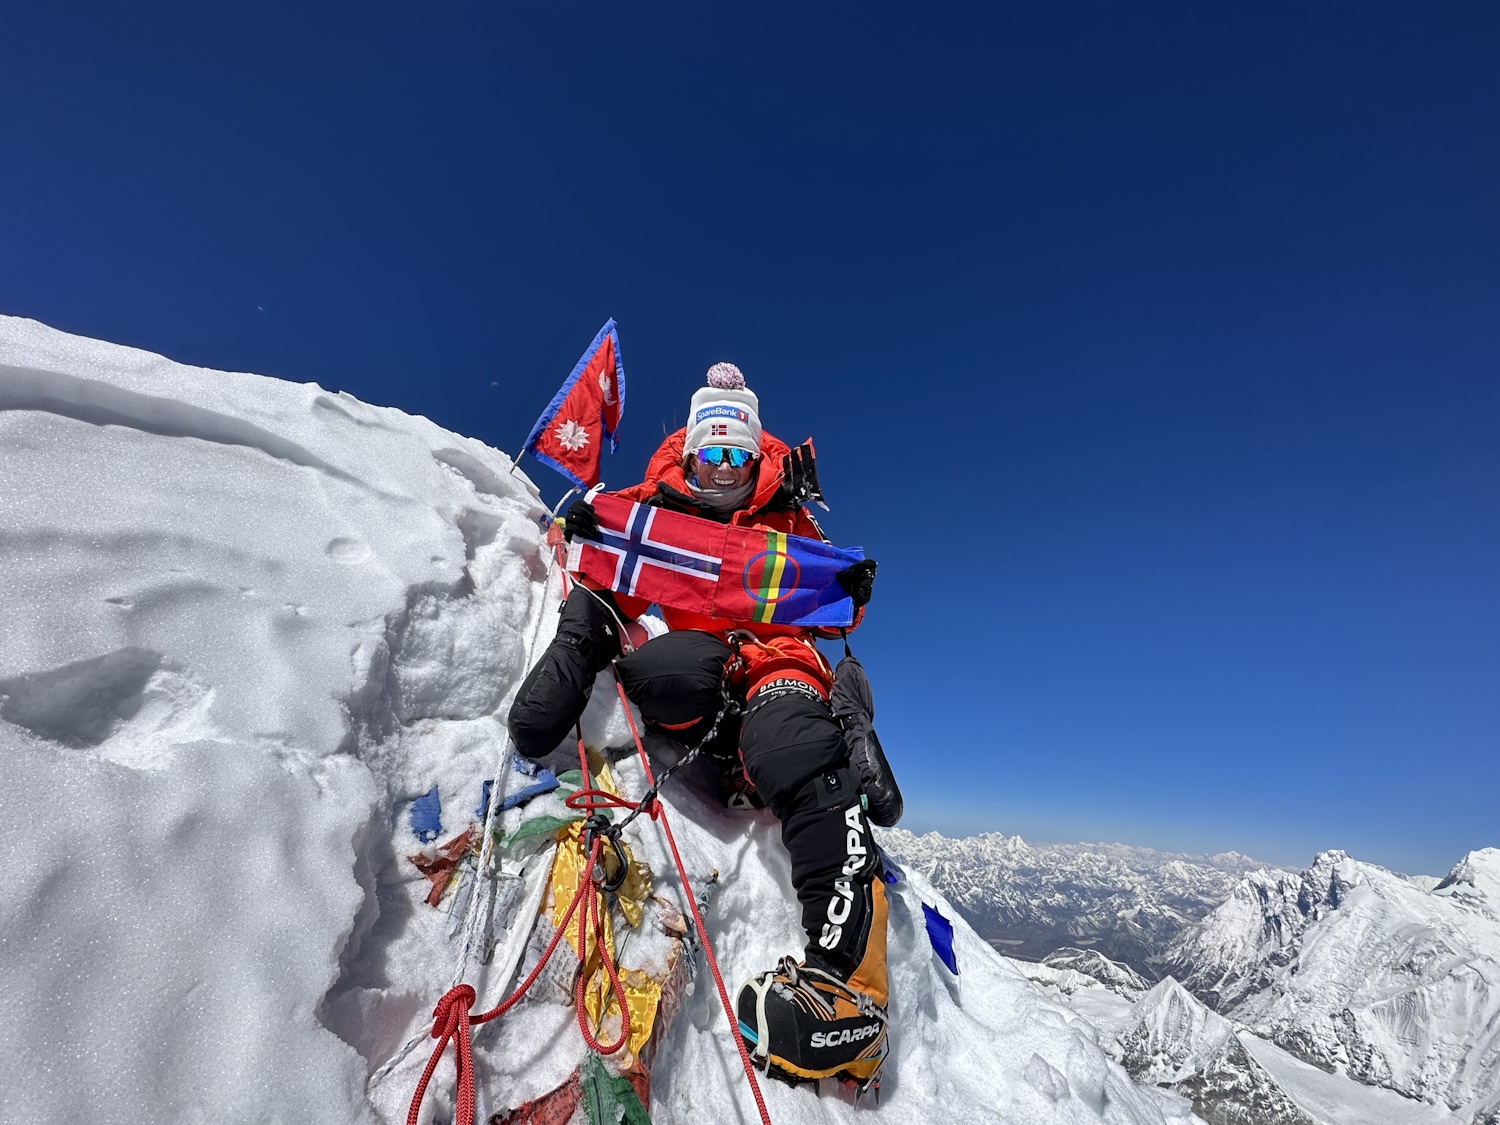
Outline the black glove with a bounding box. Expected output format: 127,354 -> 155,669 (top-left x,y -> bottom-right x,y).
836,559 -> 877,609
778,442 -> 826,508
563,498 -> 601,542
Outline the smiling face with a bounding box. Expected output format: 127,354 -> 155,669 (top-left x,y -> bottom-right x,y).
684,450 -> 758,491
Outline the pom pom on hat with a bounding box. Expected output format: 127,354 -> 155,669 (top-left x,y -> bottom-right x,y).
705,362 -> 746,390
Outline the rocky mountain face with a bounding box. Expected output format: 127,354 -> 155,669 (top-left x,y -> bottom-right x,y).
1163,848 -> 1500,1122
1044,947 -> 1151,996
879,827 -> 1284,966
1120,979 -> 1316,1125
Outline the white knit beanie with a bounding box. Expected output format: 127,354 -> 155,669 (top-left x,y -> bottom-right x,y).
684,362 -> 762,455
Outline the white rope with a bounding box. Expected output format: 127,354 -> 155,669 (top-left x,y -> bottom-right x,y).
448,539 -> 564,989
451,488 -> 578,984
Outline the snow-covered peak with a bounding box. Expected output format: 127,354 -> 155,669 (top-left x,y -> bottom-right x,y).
1297,849 -> 1364,909
1164,848 -> 1500,1120
1118,979 -> 1317,1125
1122,978 -> 1237,1085
1159,851 -> 1386,1012
1043,949 -> 1151,997
0,317 -> 1201,1125
1433,848 -> 1500,922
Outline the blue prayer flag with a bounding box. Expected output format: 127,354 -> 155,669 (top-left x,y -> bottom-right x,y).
922,902 -> 959,975
410,785 -> 442,843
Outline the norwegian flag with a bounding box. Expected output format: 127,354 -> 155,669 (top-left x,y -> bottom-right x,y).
567,497 -> 722,615
523,320 -> 625,489
568,494 -> 864,628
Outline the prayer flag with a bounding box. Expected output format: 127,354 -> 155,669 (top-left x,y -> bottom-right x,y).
922,903 -> 959,975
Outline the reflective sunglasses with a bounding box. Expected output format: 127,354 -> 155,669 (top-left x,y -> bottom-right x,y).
695,446 -> 758,468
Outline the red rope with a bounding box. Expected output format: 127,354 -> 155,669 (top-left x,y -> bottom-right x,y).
406,672 -> 774,1125
407,836 -> 599,1125
614,679 -> 775,1125
406,725 -> 635,1125
407,984 -> 475,1125
563,788 -> 651,817
568,728 -> 632,1057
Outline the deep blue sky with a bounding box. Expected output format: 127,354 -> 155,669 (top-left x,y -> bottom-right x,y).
3,3 -> 1496,875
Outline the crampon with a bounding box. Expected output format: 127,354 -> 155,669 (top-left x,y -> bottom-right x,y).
736,957 -> 887,1104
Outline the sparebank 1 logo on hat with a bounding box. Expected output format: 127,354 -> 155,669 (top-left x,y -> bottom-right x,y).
696,404 -> 749,424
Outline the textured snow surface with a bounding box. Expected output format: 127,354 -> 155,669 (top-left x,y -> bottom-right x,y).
0,317 -> 1200,1125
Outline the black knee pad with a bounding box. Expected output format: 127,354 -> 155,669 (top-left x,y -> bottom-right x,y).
507,587 -> 623,758
615,630 -> 733,744
739,686 -> 848,811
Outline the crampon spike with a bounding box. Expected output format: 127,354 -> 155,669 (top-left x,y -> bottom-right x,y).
840,1072 -> 880,1108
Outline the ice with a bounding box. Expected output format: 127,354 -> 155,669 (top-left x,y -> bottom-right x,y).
0,315 -> 1197,1125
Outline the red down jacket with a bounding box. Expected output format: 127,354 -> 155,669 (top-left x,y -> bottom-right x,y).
596,428 -> 861,697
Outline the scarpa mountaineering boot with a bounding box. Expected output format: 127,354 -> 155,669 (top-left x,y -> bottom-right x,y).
735,879 -> 890,1090
735,957 -> 888,1090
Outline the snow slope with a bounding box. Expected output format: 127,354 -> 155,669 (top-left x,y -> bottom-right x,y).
0,316 -> 1200,1125
1240,1033 -> 1466,1125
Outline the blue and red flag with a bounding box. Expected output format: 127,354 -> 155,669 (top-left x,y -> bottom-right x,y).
524,320 -> 625,489
566,493 -> 865,628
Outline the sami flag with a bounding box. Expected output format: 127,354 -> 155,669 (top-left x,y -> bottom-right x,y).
566,493 -> 865,628
524,320 -> 625,489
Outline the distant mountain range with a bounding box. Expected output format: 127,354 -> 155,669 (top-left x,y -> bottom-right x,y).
879,828 -> 1284,965
881,829 -> 1500,1125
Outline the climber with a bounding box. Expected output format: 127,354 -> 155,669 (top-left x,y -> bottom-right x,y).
507,362 -> 890,1090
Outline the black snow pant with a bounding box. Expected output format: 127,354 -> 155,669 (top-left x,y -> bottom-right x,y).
507,586 -> 625,759
738,676 -> 882,979
507,609 -> 880,978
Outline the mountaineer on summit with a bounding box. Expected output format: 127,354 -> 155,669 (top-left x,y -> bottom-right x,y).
507,361 -> 895,1090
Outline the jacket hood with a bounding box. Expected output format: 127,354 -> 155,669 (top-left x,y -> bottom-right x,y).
642,427 -> 794,520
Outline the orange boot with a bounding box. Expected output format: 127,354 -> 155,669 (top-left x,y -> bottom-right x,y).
736,879 -> 889,1090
